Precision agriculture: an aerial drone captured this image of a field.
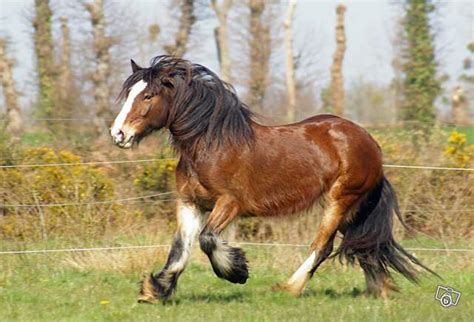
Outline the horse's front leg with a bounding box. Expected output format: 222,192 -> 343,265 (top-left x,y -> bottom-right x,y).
199,196 -> 248,284
138,200 -> 202,303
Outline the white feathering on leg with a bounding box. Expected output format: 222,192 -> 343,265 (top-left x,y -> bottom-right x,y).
168,203 -> 201,272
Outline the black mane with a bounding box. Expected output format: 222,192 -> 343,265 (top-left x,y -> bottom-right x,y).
119,55 -> 254,150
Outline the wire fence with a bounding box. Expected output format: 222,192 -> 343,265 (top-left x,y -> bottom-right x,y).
0,158 -> 176,169
0,148 -> 471,255
1,198 -> 471,213
0,192 -> 175,208
0,157 -> 472,208
0,241 -> 472,255
1,157 -> 473,171
3,117 -> 468,127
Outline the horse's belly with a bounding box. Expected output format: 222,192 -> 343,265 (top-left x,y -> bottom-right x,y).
239,169 -> 327,217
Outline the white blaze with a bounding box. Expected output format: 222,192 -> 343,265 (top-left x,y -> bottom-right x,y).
110,80 -> 148,137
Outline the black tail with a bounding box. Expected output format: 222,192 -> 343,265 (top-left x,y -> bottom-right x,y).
335,176 -> 440,283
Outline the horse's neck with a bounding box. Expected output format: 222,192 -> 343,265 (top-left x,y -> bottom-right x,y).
171,133 -> 206,160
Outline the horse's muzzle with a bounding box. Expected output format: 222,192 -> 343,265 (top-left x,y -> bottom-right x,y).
110,128 -> 134,149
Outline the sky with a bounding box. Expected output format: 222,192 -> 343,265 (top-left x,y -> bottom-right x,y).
0,0 -> 473,109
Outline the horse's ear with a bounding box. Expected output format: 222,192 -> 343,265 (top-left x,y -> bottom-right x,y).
161,76 -> 174,88
130,59 -> 142,73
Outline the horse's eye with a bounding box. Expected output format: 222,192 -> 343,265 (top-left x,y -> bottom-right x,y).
144,93 -> 153,101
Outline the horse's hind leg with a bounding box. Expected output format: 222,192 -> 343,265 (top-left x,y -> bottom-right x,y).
199,196 -> 249,284
278,193 -> 360,297
138,200 -> 201,303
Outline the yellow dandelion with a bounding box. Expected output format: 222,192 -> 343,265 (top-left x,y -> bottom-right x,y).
100,300 -> 110,305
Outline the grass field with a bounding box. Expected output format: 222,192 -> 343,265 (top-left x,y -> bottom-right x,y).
0,238 -> 472,322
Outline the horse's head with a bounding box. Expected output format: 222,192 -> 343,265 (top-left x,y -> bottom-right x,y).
110,59 -> 173,148
111,55 -> 253,150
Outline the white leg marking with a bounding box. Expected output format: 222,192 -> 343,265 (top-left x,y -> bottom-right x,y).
284,251 -> 316,294
168,203 -> 201,272
110,80 -> 148,137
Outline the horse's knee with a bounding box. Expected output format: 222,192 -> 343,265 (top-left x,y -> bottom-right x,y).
199,231 -> 217,255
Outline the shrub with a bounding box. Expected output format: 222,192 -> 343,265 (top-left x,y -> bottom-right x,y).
0,146 -> 118,240
133,148 -> 177,193
133,146 -> 177,224
444,130 -> 473,167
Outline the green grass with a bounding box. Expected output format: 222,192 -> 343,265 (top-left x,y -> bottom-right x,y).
0,242 -> 472,322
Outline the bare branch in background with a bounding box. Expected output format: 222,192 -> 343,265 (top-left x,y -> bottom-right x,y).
164,0 -> 196,58
85,0 -> 115,136
389,4 -> 405,122
284,0 -> 297,122
58,16 -> 72,102
212,0 -> 233,82
247,0 -> 271,113
330,3 -> 346,117
0,39 -> 22,139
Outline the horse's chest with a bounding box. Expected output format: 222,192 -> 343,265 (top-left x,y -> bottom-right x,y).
176,169 -> 215,209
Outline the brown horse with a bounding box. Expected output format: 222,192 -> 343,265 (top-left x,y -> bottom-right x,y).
110,55 -> 437,303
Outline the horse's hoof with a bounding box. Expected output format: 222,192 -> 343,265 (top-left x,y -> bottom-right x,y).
137,294 -> 159,304
271,282 -> 287,292
271,282 -> 304,297
226,247 -> 249,284
138,273 -> 160,304
211,246 -> 249,284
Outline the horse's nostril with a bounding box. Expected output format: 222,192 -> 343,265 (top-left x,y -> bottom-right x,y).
116,130 -> 124,141
112,129 -> 125,144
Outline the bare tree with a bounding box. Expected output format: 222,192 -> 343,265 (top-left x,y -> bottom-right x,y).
164,0 -> 196,58
330,3 -> 346,117
86,0 -> 115,135
212,0 -> 233,82
58,16 -> 72,102
33,0 -> 56,119
247,0 -> 271,112
0,39 -> 22,138
284,0 -> 297,122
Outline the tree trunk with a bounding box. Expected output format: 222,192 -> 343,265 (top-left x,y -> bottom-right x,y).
330,3 -> 346,117
86,0 -> 114,136
284,0 -> 297,122
212,0 -> 233,83
451,86 -> 466,125
164,0 -> 195,58
0,39 -> 22,138
59,16 -> 72,103
33,0 -> 56,120
248,0 -> 270,113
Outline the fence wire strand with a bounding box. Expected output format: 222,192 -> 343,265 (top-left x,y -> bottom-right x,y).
0,242 -> 471,255
0,192 -> 174,208
0,158 -> 175,169
0,157 -> 473,171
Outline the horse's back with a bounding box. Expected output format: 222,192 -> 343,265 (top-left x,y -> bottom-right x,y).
297,113 -> 341,125
299,113 -> 383,176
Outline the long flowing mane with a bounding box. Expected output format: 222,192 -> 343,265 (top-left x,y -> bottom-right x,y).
119,55 -> 254,150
